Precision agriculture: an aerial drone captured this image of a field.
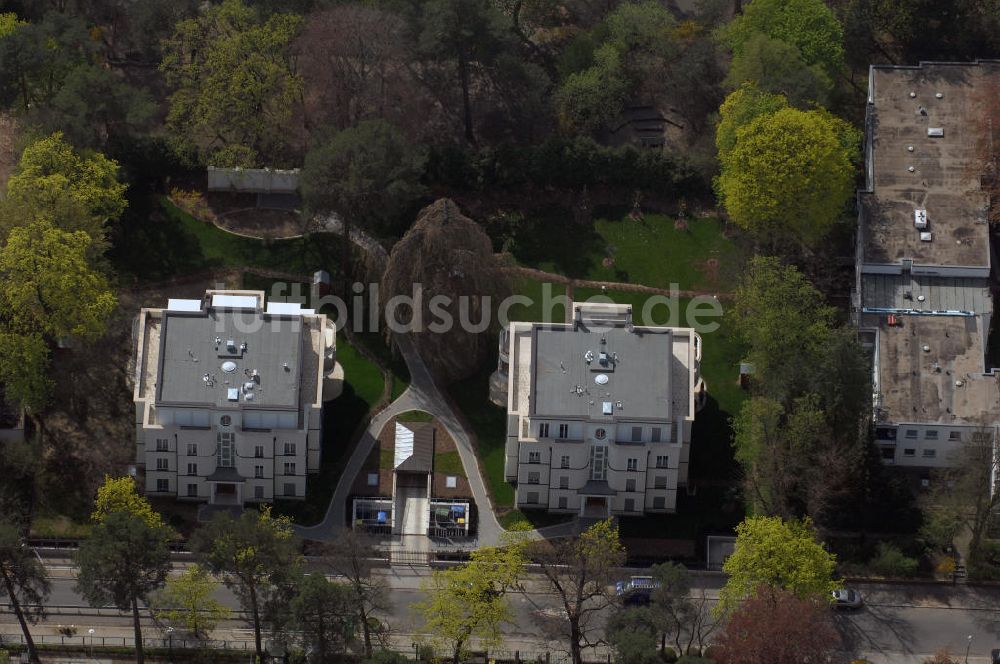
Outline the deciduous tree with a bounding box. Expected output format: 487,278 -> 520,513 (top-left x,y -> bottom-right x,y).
75,512 -> 171,664
0,332 -> 51,413
91,475 -> 165,529
415,544 -> 525,664
313,530 -> 391,657
716,587 -> 839,664
555,43 -> 629,134
160,0 -> 303,166
714,84 -> 787,163
719,516 -> 839,614
532,519 -> 626,664
607,607 -> 660,664
151,564 -> 229,637
190,508 -> 302,661
0,520 -> 50,664
290,574 -> 357,663
717,106 -> 859,249
717,0 -> 845,78
724,33 -> 833,108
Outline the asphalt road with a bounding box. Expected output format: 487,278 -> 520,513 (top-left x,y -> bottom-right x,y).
7,566 -> 1000,662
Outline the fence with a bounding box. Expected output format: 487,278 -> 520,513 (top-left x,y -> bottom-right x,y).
0,632 -> 256,651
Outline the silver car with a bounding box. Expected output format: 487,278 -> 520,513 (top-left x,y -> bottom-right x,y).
831,588 -> 864,609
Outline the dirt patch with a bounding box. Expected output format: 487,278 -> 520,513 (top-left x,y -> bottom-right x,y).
696,257 -> 720,286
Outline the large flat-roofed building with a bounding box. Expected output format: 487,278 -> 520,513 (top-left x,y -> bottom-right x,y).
854,61 -> 1000,467
132,290 -> 343,505
494,301 -> 704,517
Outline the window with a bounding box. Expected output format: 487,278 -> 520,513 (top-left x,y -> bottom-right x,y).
526,491 -> 539,504
949,431 -> 963,441
528,451 -> 541,464
654,475 -> 667,489
186,443 -> 197,456
627,458 -> 638,472
652,496 -> 665,509
538,423 -> 550,438
156,438 -> 169,452
560,455 -> 570,469
655,455 -> 668,469
903,448 -> 916,457
631,426 -> 642,442
186,483 -> 197,498
156,458 -> 169,471
624,498 -> 635,512
216,432 -> 235,468
904,429 -> 918,439
255,465 -> 265,479
284,462 -> 297,475
527,471 -> 540,484
590,446 -> 608,481
156,479 -> 169,493
560,476 -> 569,489
651,427 -> 662,443
923,449 -> 937,458
254,485 -> 265,499
625,478 -> 636,492
924,430 -> 939,440
284,442 -> 296,455
284,483 -> 296,497
558,424 -> 569,439
558,496 -> 568,510
367,473 -> 378,486
186,463 -> 197,476
254,445 -> 265,459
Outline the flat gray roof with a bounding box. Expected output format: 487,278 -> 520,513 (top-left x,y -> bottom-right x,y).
861,274 -> 991,313
861,62 -> 998,267
531,321 -> 674,421
874,314 -> 999,424
157,310 -> 302,409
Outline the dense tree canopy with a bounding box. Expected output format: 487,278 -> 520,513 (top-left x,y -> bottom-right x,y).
717,106 -> 858,248
718,0 -> 845,77
161,0 -> 303,166
719,516 -> 840,613
724,33 -> 833,108
714,84 -> 788,163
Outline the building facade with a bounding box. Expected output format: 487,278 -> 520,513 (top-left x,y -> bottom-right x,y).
494,301 -> 704,517
853,61 -> 1000,468
132,290 -> 342,505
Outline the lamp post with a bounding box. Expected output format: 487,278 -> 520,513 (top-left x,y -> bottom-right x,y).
87,628 -> 95,659
166,626 -> 175,663
966,634 -> 974,664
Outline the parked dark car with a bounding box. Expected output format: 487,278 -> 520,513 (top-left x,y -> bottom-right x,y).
615,576 -> 661,606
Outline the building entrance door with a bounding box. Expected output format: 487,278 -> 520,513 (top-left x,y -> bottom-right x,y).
582,496 -> 609,518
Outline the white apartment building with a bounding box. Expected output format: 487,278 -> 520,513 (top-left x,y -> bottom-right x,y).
132,290 -> 342,505
494,301 -> 704,517
853,61 -> 1000,468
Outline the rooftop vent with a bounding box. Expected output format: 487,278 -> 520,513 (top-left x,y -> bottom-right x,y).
226,339 -> 236,353
907,145 -> 914,152
226,388 -> 239,401
920,232 -> 933,242
599,351 -> 609,365
922,344 -> 931,353
914,209 -> 927,229
584,350 -> 594,364
909,91 -> 916,98
928,127 -> 944,137
917,294 -> 926,302
595,374 -> 609,386
243,381 -> 255,392
240,342 -> 247,353
221,360 -> 237,373
908,166 -> 915,172
935,92 -> 944,99
956,380 -> 964,387
602,401 -> 613,415
282,362 -> 290,371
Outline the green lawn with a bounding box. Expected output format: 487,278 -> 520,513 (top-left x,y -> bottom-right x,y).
397,410 -> 434,423
449,369 -> 513,508
506,278 -> 568,324
434,451 -> 466,477
113,197 -> 344,281
510,209 -> 741,291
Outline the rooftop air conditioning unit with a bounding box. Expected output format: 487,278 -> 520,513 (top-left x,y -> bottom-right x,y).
920,232 -> 933,242
914,209 -> 928,229
928,127 -> 944,137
